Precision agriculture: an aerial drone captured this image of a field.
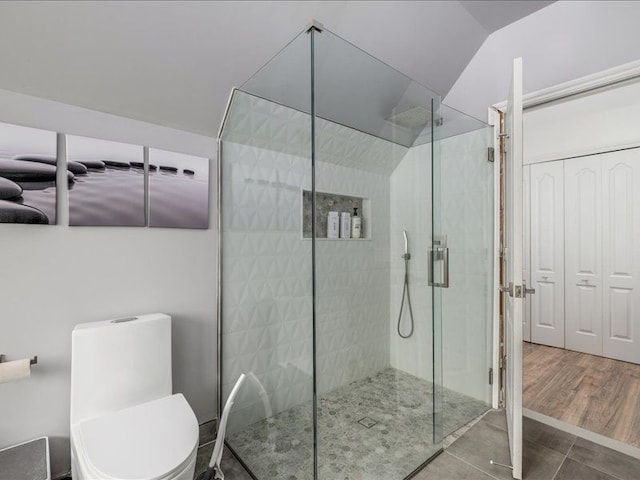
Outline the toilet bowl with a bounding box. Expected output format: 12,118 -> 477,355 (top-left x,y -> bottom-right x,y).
70,314 -> 199,480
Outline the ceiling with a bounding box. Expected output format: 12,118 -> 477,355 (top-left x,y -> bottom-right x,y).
0,1 -> 554,137
459,0 -> 554,34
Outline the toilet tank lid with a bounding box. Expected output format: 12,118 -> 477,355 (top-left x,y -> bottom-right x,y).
77,394 -> 198,480
73,313 -> 167,331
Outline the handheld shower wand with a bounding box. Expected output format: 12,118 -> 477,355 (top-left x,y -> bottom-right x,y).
403,230 -> 409,257
397,230 -> 415,338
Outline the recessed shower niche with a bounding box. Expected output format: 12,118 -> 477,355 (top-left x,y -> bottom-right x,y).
217,23 -> 494,480
302,190 -> 368,239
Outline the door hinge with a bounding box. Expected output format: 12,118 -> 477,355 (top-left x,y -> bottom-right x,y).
500,282 -> 513,296
488,147 -> 495,163
489,368 -> 493,385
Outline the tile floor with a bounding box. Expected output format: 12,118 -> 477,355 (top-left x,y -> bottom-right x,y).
196,410 -> 640,479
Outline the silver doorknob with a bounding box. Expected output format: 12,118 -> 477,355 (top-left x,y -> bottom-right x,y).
523,282 -> 535,297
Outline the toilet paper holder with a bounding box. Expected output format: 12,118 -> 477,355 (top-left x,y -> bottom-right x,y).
0,354 -> 38,365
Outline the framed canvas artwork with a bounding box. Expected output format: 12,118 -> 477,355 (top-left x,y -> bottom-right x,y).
67,135 -> 145,227
148,148 -> 209,229
0,122 -> 58,224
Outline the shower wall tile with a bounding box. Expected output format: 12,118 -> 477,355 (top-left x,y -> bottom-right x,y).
222,90 -> 408,176
315,161 -> 391,393
221,142 -> 313,433
389,142 -> 434,380
221,97 -> 392,432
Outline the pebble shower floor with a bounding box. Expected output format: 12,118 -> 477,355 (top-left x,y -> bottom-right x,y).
227,368 -> 488,479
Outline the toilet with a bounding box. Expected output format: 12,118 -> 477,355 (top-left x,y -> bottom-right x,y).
70,313 -> 199,480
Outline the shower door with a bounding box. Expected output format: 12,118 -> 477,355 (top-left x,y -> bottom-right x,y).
431,106 -> 495,441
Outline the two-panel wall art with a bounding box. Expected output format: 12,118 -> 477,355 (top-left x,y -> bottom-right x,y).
0,121 -> 209,228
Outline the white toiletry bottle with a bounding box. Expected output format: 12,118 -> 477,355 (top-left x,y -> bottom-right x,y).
340,212 -> 351,239
351,207 -> 361,239
327,211 -> 339,239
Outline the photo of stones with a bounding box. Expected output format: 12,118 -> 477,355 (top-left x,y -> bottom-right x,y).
0,122 -> 58,224
148,148 -> 209,229
67,135 -> 145,227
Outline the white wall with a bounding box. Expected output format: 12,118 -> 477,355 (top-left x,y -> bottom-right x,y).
445,1 -> 640,119
0,89 -> 217,478
524,79 -> 640,164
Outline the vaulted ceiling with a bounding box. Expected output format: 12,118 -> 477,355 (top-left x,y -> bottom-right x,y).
0,1 -> 553,136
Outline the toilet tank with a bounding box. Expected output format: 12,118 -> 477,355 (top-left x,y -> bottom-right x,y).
70,313 -> 172,425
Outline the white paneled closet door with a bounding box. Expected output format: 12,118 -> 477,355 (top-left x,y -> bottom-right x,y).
564,157 -> 603,355
601,149 -> 640,364
530,162 -> 564,348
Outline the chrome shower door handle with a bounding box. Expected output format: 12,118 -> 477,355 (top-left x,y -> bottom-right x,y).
441,247 -> 449,288
428,246 -> 449,288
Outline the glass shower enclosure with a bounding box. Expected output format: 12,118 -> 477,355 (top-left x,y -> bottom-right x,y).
217,23 -> 494,480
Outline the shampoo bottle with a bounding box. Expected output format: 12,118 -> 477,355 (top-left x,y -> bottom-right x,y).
340,212 -> 351,239
327,211 -> 339,239
351,207 -> 361,239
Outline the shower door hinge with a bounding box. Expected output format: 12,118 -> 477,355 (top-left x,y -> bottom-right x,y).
489,368 -> 494,385
488,147 -> 495,163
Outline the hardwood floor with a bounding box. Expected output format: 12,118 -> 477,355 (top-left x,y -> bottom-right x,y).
523,342 -> 640,448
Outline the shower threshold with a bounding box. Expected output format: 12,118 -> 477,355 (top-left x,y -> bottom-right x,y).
226,368 -> 488,480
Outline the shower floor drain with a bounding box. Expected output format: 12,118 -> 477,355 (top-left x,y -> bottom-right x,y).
357,416 -> 378,428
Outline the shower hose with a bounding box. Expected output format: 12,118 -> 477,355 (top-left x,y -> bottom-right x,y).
397,253 -> 415,338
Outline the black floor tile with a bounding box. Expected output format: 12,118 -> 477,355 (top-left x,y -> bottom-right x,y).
554,458 -> 617,480
568,437 -> 640,480
483,409 -> 508,431
523,416 -> 576,455
447,417 -> 566,480
194,443 -> 252,480
446,420 -> 515,480
521,438 -> 566,479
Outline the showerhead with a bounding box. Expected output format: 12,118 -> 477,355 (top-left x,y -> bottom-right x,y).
403,230 -> 408,255
386,106 -> 444,129
387,106 -> 431,129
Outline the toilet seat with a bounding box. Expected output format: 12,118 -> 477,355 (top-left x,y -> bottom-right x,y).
73,394 -> 199,480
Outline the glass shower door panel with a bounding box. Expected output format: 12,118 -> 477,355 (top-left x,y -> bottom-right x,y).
433,113 -> 494,439
219,32 -> 315,479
